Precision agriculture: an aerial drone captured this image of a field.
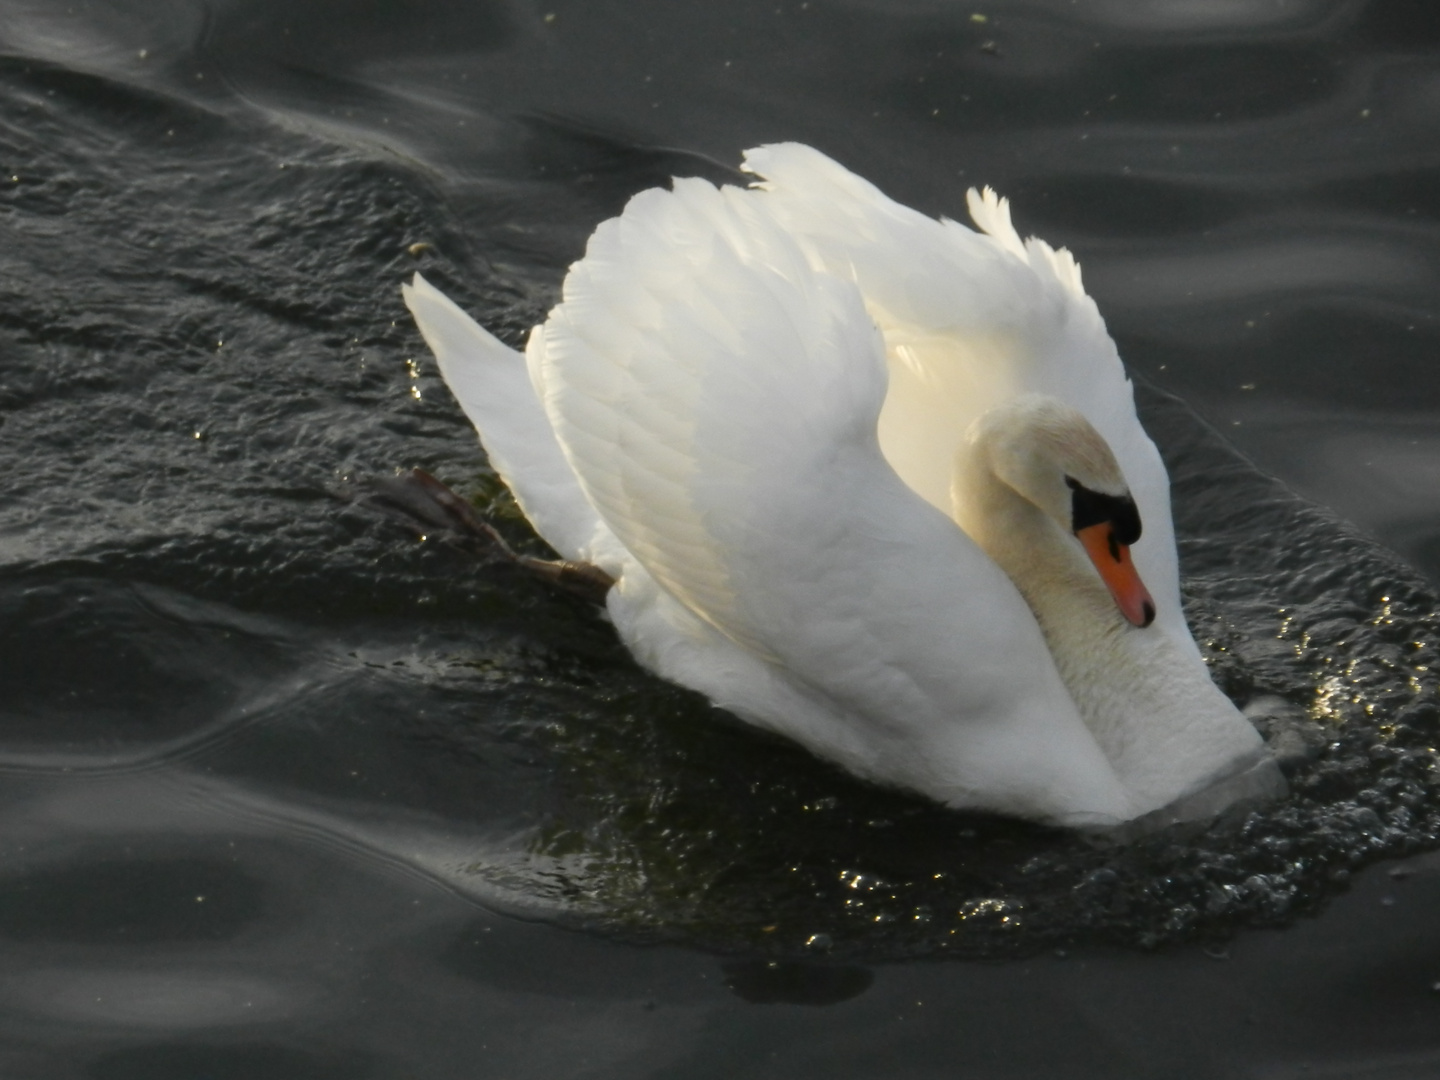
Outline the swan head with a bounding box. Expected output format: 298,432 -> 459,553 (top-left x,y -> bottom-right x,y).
964,394 -> 1156,629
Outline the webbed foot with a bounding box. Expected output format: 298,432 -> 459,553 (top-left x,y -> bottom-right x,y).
354,468 -> 615,604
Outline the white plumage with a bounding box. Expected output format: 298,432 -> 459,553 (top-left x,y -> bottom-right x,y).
403,143 -> 1279,828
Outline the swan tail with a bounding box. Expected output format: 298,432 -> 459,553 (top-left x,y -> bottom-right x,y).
401,273 -> 607,565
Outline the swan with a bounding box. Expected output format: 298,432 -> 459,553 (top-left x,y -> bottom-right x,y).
401,142 -> 1282,828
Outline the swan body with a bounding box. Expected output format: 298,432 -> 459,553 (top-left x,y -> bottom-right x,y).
403,143 -> 1278,828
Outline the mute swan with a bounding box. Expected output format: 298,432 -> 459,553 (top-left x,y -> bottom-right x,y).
402,142 -> 1282,828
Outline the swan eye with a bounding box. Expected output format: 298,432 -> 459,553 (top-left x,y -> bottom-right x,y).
1065,476 -> 1141,545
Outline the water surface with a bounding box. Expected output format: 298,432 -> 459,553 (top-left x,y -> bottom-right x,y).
3,1 -> 1440,1075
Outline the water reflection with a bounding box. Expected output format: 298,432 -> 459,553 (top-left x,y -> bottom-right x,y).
0,857 -> 263,944
1091,235 -> 1434,313
4,967 -> 306,1028
90,1044 -> 366,1080
0,580 -> 304,759
1225,410 -> 1440,584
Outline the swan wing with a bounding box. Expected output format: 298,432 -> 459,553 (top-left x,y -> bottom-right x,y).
533,176 -> 1130,822
534,177 -> 895,656
402,274 -> 611,565
742,144 -> 1190,656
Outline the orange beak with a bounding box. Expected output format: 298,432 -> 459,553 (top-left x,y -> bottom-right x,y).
1076,522 -> 1156,628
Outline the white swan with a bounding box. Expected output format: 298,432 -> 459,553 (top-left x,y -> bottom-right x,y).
402,142 -> 1281,828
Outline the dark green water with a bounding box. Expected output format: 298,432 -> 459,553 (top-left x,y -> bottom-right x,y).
4,1 -> 1440,1075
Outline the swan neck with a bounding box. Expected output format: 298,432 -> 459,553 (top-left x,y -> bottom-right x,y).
951,444 -> 1263,814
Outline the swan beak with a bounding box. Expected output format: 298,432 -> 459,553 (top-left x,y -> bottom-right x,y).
1076,523 -> 1156,628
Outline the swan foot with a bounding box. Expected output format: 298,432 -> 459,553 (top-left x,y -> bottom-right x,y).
513,554 -> 617,604
355,468 -> 615,604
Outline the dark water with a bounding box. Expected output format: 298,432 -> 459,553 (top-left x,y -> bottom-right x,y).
4,0 -> 1440,1075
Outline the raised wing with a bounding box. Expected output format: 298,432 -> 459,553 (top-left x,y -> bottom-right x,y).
531,177 -> 895,657
741,143 -> 1191,659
